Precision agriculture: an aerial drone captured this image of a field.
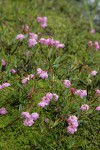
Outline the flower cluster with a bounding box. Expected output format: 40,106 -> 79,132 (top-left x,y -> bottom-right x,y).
37,68 -> 48,79
0,82 -> 11,90
38,93 -> 58,108
64,80 -> 71,88
28,33 -> 38,48
0,107 -> 7,115
67,115 -> 78,134
22,74 -> 34,85
80,104 -> 89,111
75,89 -> 87,98
21,112 -> 39,126
39,37 -> 65,49
37,16 -> 47,28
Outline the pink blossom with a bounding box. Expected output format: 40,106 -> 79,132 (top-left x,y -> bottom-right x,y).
42,96 -> 51,105
52,40 -> 60,46
16,34 -> 25,41
44,118 -> 49,123
95,106 -> 100,111
28,38 -> 37,47
46,93 -> 53,100
96,89 -> 100,96
67,125 -> 77,134
75,89 -> 87,98
90,29 -> 95,34
0,85 -> 2,90
21,112 -> 31,119
64,80 -> 71,88
67,115 -> 78,125
53,93 -> 59,101
94,42 -> 100,51
91,70 -> 97,76
56,43 -> 65,49
2,82 -> 11,88
0,107 -> 7,115
2,59 -> 6,67
67,115 -> 78,134
23,118 -> 34,126
80,104 -> 89,111
28,74 -> 35,79
38,101 -> 48,108
22,74 -> 34,85
22,77 -> 29,85
37,16 -> 47,28
39,38 -> 48,45
29,33 -> 38,40
88,41 -> 93,47
10,69 -> 17,74
24,25 -> 29,32
37,68 -> 48,79
31,113 -> 39,121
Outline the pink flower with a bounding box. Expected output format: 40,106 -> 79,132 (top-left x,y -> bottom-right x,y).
46,93 -> 53,100
38,101 -> 48,108
80,104 -> 89,111
67,126 -> 77,134
88,41 -> 93,47
90,29 -> 95,34
64,80 -> 71,88
67,115 -> 78,134
22,77 -> 29,85
24,25 -> 29,32
42,96 -> 51,105
56,43 -> 65,49
52,40 -> 60,46
75,89 -> 87,98
0,107 -> 7,115
23,118 -> 34,126
44,118 -> 49,123
2,82 -> 11,88
67,115 -> 78,125
94,42 -> 100,51
16,34 -> 25,41
2,59 -> 6,67
46,38 -> 55,46
53,93 -> 59,101
95,106 -> 100,111
21,112 -> 31,119
31,113 -> 39,121
96,89 -> 100,96
91,70 -> 97,76
39,38 -> 48,45
37,16 -> 47,28
29,33 -> 38,40
10,69 -> 17,74
0,85 -> 3,90
28,74 -> 35,79
37,68 -> 48,79
28,38 -> 37,47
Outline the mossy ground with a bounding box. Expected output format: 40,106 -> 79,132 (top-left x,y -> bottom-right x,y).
0,0 -> 100,150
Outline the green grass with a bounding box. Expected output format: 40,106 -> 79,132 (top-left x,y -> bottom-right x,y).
0,0 -> 100,149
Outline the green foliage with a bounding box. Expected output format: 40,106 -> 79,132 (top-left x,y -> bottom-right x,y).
0,0 -> 100,149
